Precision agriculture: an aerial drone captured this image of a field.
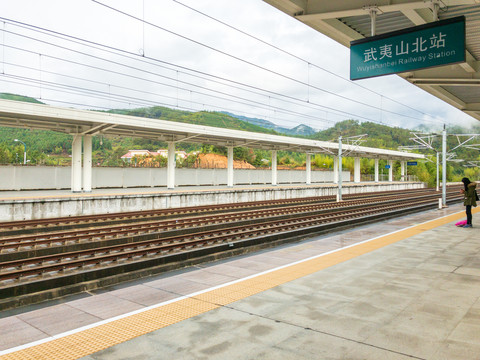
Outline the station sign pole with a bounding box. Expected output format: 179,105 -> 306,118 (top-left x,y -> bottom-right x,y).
442,125 -> 447,207
338,136 -> 342,202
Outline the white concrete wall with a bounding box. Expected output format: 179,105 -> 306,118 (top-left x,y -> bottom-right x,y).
0,166 -> 350,190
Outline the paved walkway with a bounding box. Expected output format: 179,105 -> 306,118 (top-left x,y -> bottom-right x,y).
0,204 -> 479,360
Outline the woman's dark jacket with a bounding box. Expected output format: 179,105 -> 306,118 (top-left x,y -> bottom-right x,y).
464,182 -> 477,207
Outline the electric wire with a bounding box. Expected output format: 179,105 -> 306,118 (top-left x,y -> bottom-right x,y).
0,71 -> 336,129
1,46 -> 340,126
0,22 -> 367,126
0,23 -> 386,125
0,14 -> 439,129
171,0 -> 432,118
90,1 -> 435,123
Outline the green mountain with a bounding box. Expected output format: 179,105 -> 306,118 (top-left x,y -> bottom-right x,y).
107,107 -> 278,135
0,93 -> 45,104
311,119 -> 414,149
1,93 -> 479,168
221,112 -> 316,136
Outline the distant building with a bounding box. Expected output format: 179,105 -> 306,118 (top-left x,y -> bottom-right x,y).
121,150 -> 155,162
155,149 -> 187,159
121,149 -> 187,162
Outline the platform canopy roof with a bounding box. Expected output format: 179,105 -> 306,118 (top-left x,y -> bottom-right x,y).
0,99 -> 423,160
263,0 -> 480,122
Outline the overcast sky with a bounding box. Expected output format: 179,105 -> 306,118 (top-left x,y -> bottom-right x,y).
0,0 -> 477,131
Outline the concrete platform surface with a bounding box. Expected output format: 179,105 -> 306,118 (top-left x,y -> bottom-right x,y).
0,203 -> 479,360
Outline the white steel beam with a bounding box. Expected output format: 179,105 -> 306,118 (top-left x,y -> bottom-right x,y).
354,157 -> 361,183
71,135 -> 82,193
296,1 -> 431,21
414,84 -> 466,109
0,99 -> 424,160
306,153 -> 311,185
227,146 -> 234,188
167,142 -> 176,190
333,156 -> 339,184
388,160 -> 394,182
271,150 -> 278,186
83,135 -> 92,192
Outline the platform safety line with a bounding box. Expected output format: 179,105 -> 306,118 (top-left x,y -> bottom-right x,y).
0,208 -> 476,360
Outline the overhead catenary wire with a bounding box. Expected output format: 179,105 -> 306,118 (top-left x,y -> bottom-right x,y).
0,21 -> 392,126
0,69 -> 337,127
171,0 -> 432,118
89,1 -> 437,123
1,43 -> 344,126
0,12 -> 439,129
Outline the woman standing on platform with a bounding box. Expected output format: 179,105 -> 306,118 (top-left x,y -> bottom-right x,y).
460,177 -> 477,228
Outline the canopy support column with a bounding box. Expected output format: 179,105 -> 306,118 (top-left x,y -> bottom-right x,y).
388,160 -> 394,182
337,137 -> 342,202
271,150 -> 277,186
401,161 -> 405,182
442,125 -> 447,207
227,146 -> 234,188
83,135 -> 92,192
333,156 -> 339,184
306,153 -> 311,185
354,157 -> 361,183
374,159 -> 379,183
71,135 -> 82,193
167,141 -> 176,190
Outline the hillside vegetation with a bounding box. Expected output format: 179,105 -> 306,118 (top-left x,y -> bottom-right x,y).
0,93 -> 479,185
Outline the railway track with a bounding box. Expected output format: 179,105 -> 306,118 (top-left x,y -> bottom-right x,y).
0,191 -> 445,254
0,187 -> 463,308
0,188 -> 441,235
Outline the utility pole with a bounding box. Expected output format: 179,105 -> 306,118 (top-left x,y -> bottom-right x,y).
14,139 -> 27,164
442,125 -> 447,207
338,136 -> 342,202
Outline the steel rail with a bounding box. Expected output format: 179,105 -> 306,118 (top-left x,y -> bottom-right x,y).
0,194 -> 462,283
0,191 -> 451,252
0,188 -> 439,233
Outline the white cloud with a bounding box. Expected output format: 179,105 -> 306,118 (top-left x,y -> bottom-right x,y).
0,0 -> 477,131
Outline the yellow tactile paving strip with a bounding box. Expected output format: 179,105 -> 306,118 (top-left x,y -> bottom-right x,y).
1,208 -> 477,360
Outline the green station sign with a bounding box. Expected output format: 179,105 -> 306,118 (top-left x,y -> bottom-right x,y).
350,16 -> 465,80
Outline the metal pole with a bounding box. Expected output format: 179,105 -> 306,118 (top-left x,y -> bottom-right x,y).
338,136 -> 342,201
436,152 -> 439,192
14,139 -> 27,164
370,8 -> 377,36
432,1 -> 439,21
271,150 -> 277,186
227,146 -> 234,187
442,125 -> 447,207
83,135 -> 92,192
71,135 -> 82,192
167,141 -> 176,189
306,153 -> 311,185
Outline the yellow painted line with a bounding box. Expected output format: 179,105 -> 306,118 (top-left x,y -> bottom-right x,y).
0,208 -> 477,360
